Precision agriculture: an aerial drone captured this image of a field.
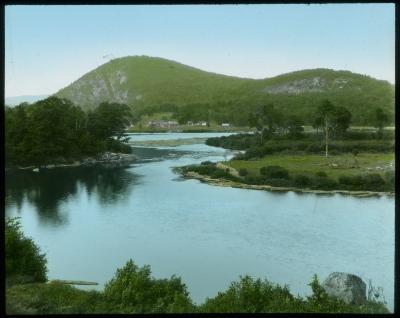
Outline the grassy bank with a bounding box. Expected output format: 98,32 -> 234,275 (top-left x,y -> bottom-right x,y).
228,153 -> 394,181
179,153 -> 394,194
6,272 -> 389,314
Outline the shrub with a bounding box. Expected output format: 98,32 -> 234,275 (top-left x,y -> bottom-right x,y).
338,175 -> 364,188
245,146 -> 267,159
104,259 -> 194,313
311,177 -> 338,190
294,175 -> 312,188
363,173 -> 385,186
383,170 -> 395,191
106,139 -> 132,154
263,178 -> 293,187
338,174 -> 387,191
328,149 -> 341,156
211,169 -> 230,179
304,275 -> 389,313
199,275 -> 300,313
238,168 -> 248,177
315,171 -> 327,178
260,166 -> 289,179
6,282 -> 105,314
305,143 -> 324,153
5,218 -> 47,285
200,161 -> 214,166
6,227 -> 390,314
190,164 -> 217,176
243,175 -> 264,185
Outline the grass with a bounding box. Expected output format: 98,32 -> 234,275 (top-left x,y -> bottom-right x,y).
302,126 -> 395,133
228,153 -> 394,182
6,282 -> 105,314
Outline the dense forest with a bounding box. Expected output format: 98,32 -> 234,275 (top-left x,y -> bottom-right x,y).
5,97 -> 133,167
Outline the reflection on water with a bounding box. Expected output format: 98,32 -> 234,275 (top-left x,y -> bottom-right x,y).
6,166 -> 140,226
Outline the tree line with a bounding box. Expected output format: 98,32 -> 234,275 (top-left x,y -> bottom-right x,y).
250,99 -> 391,156
133,90 -> 393,128
5,97 -> 134,167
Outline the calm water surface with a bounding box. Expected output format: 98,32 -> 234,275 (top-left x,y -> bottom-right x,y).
5,133 -> 395,310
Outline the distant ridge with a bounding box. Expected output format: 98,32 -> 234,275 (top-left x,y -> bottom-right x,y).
50,55 -> 393,124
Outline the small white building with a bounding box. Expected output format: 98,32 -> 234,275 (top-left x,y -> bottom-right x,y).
221,123 -> 231,127
148,120 -> 178,128
167,121 -> 178,127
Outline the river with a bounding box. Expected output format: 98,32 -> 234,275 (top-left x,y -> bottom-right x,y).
5,132 -> 395,310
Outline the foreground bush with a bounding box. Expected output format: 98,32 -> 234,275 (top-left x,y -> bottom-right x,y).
6,272 -> 389,315
104,259 -> 195,313
304,275 -> 388,313
6,263 -> 390,314
5,218 -> 47,285
199,275 -> 389,313
6,282 -> 105,314
199,275 -> 302,313
6,223 -> 390,314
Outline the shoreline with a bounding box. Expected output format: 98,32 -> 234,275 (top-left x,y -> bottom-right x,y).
180,170 -> 395,198
126,129 -> 251,134
5,152 -> 138,172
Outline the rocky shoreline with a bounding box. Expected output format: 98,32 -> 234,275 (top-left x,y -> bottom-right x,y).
180,170 -> 395,198
6,152 -> 138,172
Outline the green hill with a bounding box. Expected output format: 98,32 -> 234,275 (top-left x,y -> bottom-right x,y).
54,56 -> 394,125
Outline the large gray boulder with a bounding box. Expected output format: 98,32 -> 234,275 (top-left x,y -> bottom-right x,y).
322,272 -> 367,305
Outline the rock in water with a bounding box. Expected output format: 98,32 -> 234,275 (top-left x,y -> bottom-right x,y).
322,272 -> 367,305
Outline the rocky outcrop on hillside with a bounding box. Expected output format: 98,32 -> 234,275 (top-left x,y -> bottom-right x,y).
56,69 -> 129,109
262,76 -> 359,94
263,77 -> 327,94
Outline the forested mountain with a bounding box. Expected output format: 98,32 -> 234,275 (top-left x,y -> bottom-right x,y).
54,56 -> 394,125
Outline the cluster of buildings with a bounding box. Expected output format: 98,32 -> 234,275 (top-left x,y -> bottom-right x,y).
147,120 -> 231,128
186,121 -> 208,126
147,120 -> 179,128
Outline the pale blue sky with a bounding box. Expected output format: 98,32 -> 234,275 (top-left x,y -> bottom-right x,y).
5,4 -> 395,97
